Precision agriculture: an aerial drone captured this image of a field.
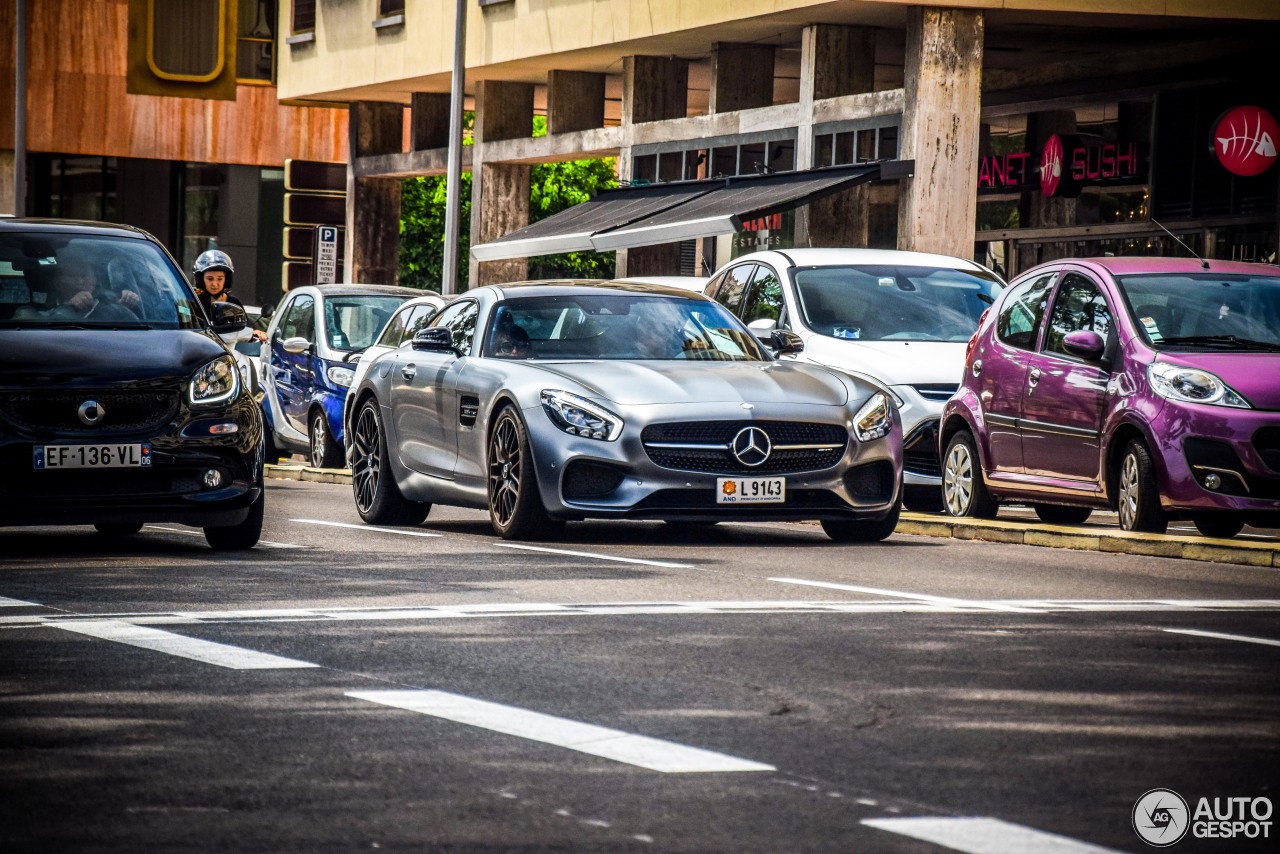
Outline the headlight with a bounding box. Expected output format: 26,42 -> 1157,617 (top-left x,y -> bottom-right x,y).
327,366 -> 355,388
541,389 -> 623,441
853,392 -> 893,442
1148,363 -> 1249,409
188,355 -> 240,407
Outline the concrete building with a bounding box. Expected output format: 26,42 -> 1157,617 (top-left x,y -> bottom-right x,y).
1,0 -> 348,307
275,0 -> 1280,288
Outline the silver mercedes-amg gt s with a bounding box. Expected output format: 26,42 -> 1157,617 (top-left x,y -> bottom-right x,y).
346,281 -> 903,541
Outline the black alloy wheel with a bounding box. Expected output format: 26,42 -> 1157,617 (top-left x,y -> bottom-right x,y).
310,408 -> 342,469
94,522 -> 143,536
487,407 -> 563,541
1115,439 -> 1168,534
351,399 -> 430,526
1193,516 -> 1245,539
1032,504 -> 1093,525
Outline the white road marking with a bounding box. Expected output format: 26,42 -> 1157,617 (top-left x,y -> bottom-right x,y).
862,817 -> 1122,853
346,689 -> 774,773
769,578 -> 1044,613
290,519 -> 443,538
0,596 -> 39,607
1164,628 -> 1280,648
497,542 -> 694,569
144,525 -> 303,549
52,620 -> 320,669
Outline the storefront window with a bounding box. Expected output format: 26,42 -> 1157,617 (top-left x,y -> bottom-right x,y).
180,163 -> 226,273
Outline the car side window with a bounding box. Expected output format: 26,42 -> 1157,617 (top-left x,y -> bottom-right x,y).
402,304 -> 437,344
430,301 -> 480,354
1044,273 -> 1113,356
741,265 -> 784,325
376,305 -> 410,348
996,273 -> 1055,351
279,295 -> 315,342
702,271 -> 726,300
716,264 -> 757,316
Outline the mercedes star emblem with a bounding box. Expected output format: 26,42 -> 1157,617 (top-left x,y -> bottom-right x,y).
77,400 -> 105,426
731,426 -> 771,467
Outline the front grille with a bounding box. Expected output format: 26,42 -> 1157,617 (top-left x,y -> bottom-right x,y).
903,420 -> 941,478
642,421 -> 847,475
0,391 -> 179,435
1255,427 -> 1280,474
912,384 -> 959,402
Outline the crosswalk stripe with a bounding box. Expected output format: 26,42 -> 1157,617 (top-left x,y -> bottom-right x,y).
862,817 -> 1122,853
496,542 -> 694,569
52,620 -> 320,669
0,596 -> 39,607
291,519 -> 443,538
769,578 -> 1044,613
346,689 -> 774,773
1164,628 -> 1280,648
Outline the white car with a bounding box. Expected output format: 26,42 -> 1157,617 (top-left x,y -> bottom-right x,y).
704,248 -> 1004,512
615,275 -> 710,294
341,293 -> 446,463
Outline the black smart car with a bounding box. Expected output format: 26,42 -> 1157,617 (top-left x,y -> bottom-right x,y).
0,219 -> 265,549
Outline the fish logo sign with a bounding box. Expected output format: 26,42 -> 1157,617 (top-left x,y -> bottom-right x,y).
1212,105 -> 1278,177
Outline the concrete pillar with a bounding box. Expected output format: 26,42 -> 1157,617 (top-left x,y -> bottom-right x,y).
346,101 -> 404,285
411,92 -> 451,151
795,24 -> 876,245
622,56 -> 689,125
548,70 -> 605,135
1,150 -> 19,215
469,81 -> 535,287
896,7 -> 983,258
708,43 -> 775,114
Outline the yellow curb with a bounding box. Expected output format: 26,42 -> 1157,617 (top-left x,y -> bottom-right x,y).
1181,542 -> 1274,568
1097,535 -> 1184,558
954,525 -> 1025,545
1024,531 -> 1102,551
265,463 -> 352,485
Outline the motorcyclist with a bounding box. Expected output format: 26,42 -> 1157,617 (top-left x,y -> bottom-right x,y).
193,249 -> 265,342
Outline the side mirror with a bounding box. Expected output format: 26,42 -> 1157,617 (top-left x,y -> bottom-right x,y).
211,301 -> 248,335
1063,329 -> 1106,361
282,336 -> 312,355
770,329 -> 805,355
746,317 -> 778,343
412,327 -> 458,354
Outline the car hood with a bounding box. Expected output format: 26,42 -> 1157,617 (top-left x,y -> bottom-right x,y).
1158,352 -> 1280,410
531,360 -> 850,407
799,337 -> 966,387
0,329 -> 229,387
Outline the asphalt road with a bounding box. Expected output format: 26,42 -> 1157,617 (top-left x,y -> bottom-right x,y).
2,480 -> 1277,853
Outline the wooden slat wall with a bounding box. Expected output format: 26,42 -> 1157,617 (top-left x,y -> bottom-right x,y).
0,0 -> 347,165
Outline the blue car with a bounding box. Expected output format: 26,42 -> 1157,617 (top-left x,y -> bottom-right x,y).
262,284 -> 420,467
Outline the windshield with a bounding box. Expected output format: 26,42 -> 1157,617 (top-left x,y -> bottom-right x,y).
0,233 -> 202,329
1117,273 -> 1280,350
485,294 -> 769,361
324,296 -> 408,351
792,265 -> 1003,342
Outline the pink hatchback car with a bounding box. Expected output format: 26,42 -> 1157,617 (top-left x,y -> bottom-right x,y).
940,257 -> 1280,539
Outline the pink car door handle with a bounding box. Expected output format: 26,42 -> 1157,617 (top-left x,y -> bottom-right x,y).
1027,367 -> 1041,395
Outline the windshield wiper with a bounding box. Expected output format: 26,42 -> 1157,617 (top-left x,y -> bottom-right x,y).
1159,335 -> 1280,352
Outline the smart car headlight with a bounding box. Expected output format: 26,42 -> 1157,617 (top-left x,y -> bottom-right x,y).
1148,362 -> 1249,409
541,390 -> 623,441
853,392 -> 893,442
188,355 -> 240,407
327,366 -> 355,388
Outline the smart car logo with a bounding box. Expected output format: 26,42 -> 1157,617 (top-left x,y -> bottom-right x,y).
1212,105 -> 1278,177
1133,788 -> 1190,847
77,400 -> 105,426
731,427 -> 771,467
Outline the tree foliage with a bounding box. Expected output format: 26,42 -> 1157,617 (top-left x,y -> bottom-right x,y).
399,114 -> 617,291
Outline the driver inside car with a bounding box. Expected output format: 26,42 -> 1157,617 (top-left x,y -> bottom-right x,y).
16,257 -> 141,321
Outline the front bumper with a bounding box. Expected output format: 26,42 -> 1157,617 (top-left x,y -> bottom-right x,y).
522,401 -> 903,523
1150,406 -> 1280,520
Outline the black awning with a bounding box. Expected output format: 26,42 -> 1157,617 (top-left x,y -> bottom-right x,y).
470,163 -> 885,261
591,165 -> 880,251
470,182 -> 716,261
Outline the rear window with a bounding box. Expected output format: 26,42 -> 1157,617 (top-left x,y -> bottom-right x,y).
0,233 -> 201,329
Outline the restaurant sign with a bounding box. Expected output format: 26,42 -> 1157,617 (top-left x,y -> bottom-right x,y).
979,136 -> 1140,196
1211,105 -> 1278,177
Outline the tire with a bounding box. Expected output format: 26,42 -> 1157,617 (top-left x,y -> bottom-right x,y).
309,408 -> 342,469
487,407 -> 564,541
942,431 -> 997,519
263,426 -> 284,466
1115,439 -> 1168,534
822,495 -> 901,543
204,489 -> 264,551
350,399 -> 431,526
903,484 -> 944,514
94,522 -> 143,536
1033,504 -> 1093,525
1193,516 -> 1245,539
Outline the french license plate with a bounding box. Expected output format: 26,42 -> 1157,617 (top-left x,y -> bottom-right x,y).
34,443 -> 152,470
716,476 -> 786,504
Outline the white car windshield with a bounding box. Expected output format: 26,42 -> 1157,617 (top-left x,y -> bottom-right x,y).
1118,273 -> 1280,351
0,234 -> 202,329
485,295 -> 768,361
793,265 -> 1003,342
